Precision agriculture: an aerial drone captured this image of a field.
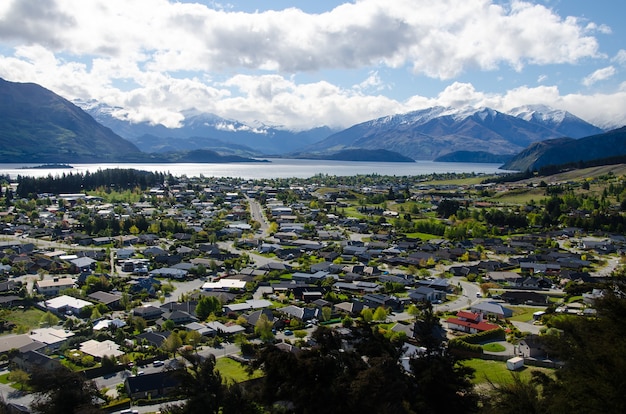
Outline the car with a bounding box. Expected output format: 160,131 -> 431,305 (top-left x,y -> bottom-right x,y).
283,329 -> 293,336
153,360 -> 164,367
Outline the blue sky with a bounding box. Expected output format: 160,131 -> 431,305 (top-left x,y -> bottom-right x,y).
0,0 -> 624,130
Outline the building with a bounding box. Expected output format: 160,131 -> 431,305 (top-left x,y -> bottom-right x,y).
35,277 -> 75,296
445,311 -> 500,334
43,295 -> 92,316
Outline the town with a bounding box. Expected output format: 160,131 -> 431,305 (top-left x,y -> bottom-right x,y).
0,167 -> 624,413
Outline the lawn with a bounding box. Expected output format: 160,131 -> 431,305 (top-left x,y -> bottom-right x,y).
460,358 -> 554,386
215,357 -> 263,383
482,343 -> 506,352
508,306 -> 545,322
2,307 -> 48,332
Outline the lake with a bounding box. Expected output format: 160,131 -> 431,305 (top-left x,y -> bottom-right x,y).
0,159 -> 511,180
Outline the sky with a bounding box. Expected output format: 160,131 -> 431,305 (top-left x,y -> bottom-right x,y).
0,0 -> 625,131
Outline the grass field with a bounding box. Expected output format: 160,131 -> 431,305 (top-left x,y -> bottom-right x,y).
2,308 -> 48,332
508,306 -> 546,322
460,358 -> 554,386
216,357 -> 263,383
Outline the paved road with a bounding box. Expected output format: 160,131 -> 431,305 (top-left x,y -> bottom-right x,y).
245,195 -> 270,237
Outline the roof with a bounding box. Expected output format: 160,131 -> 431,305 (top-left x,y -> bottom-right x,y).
93,318 -> 127,331
126,371 -> 179,394
201,279 -> 247,290
0,334 -> 42,354
36,278 -> 75,288
29,327 -> 74,345
88,290 -> 122,305
44,294 -> 92,310
223,299 -> 272,312
446,317 -> 499,332
79,339 -> 125,358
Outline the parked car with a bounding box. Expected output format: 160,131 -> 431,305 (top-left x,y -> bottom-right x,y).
284,329 -> 293,336
153,360 -> 164,367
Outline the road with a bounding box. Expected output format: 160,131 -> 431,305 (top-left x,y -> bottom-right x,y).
245,195 -> 270,237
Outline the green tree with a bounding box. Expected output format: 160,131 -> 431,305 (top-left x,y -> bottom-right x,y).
162,331 -> 183,356
40,311 -> 59,327
321,306 -> 332,322
7,369 -> 29,390
372,306 -> 388,322
254,314 -> 275,343
195,296 -> 222,321
361,308 -> 373,323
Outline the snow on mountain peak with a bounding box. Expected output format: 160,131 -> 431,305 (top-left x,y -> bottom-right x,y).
508,104 -> 568,124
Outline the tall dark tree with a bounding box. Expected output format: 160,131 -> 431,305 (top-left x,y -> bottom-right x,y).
537,285 -> 626,414
29,367 -> 103,414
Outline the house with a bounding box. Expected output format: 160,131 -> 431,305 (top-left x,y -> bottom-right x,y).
43,295 -> 92,316
11,350 -> 62,373
501,291 -> 550,306
205,321 -> 246,336
363,293 -> 403,311
129,277 -> 161,296
201,278 -> 247,292
408,286 -> 446,303
158,310 -> 198,326
35,277 -> 76,296
292,271 -> 329,284
93,318 -> 127,331
88,291 -> 123,309
333,301 -> 365,316
79,339 -> 125,359
28,327 -> 74,350
132,305 -> 165,321
149,267 -> 188,279
125,371 -> 180,400
518,335 -> 547,358
470,302 -> 513,319
446,311 -> 500,334
0,334 -> 44,354
136,331 -> 171,348
278,305 -> 319,321
223,299 -> 273,313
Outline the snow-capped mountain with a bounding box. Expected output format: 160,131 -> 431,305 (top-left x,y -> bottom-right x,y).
304,106 -> 604,161
76,101 -> 333,155
507,104 -> 604,139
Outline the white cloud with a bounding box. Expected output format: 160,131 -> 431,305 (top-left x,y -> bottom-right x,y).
582,66 -> 616,87
613,50 -> 626,66
0,0 -> 622,131
0,0 -> 601,78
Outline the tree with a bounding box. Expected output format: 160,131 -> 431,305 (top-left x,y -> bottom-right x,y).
7,369 -> 29,390
361,308 -> 373,323
162,352 -> 262,414
162,331 -> 183,356
195,296 -> 222,321
372,306 -> 388,322
254,313 -> 275,342
40,311 -> 59,327
29,367 -> 104,414
536,287 -> 626,413
321,306 -> 332,321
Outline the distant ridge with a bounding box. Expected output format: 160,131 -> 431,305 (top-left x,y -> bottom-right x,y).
291,148 -> 414,162
501,127 -> 626,171
0,78 -> 140,163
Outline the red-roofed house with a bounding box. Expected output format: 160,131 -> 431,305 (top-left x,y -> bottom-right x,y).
446,310 -> 499,334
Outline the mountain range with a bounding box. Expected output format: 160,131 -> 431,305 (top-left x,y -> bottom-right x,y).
80,101 -> 332,156
297,105 -> 604,161
1,77 -> 622,168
